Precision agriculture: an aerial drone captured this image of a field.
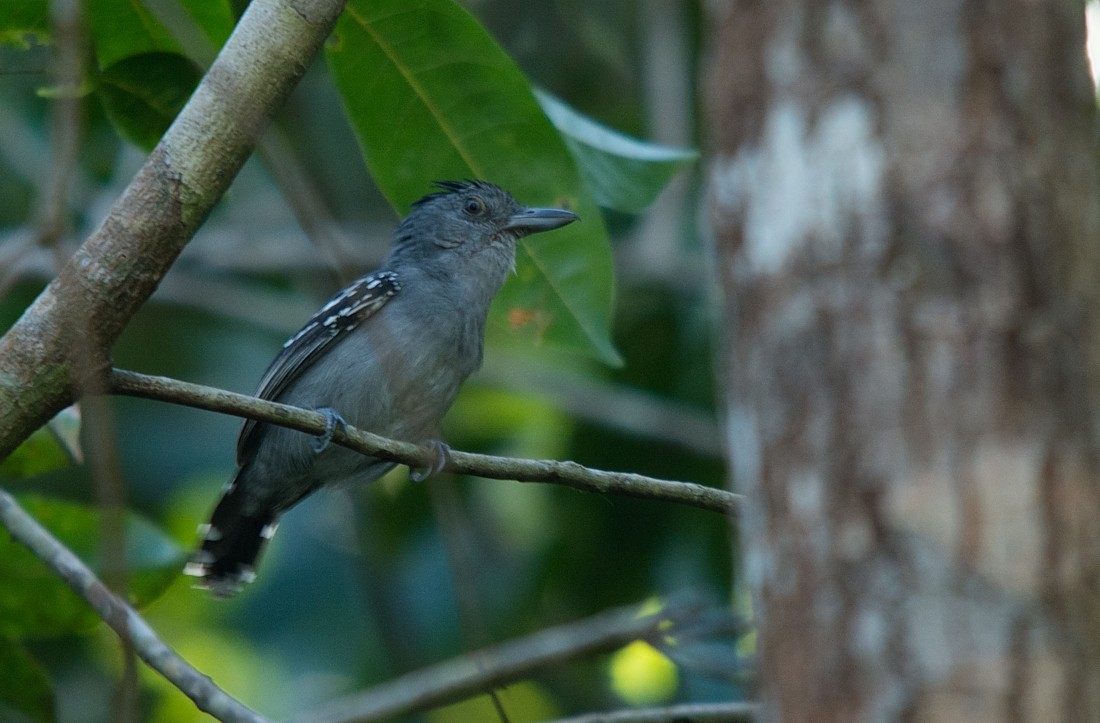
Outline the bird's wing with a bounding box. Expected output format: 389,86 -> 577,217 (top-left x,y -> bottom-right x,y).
237,270 -> 402,460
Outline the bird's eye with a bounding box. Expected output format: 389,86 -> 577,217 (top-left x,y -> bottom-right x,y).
463,197 -> 486,216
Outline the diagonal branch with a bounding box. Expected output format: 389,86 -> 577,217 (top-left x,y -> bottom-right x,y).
107,369 -> 740,516
0,0 -> 347,459
291,599 -> 709,723
549,702 -> 757,723
0,489 -> 268,723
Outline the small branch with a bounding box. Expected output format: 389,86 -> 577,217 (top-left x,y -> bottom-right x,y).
0,489 -> 268,723
259,124 -> 363,284
107,369 -> 740,516
291,599 -> 707,723
83,389 -> 139,721
550,702 -> 757,723
35,0 -> 86,253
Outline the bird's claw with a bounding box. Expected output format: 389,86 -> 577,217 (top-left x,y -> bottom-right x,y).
312,407 -> 348,453
410,440 -> 451,482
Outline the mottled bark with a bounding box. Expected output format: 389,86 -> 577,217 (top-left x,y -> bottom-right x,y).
705,0 -> 1100,720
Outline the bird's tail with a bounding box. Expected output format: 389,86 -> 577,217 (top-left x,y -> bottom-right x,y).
183,473 -> 279,598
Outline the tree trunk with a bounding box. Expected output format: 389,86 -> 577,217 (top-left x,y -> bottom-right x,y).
704,1 -> 1100,720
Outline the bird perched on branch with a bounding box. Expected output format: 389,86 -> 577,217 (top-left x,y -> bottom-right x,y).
185,180 -> 578,597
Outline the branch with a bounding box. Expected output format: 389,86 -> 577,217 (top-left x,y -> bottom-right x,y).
0,0 -> 346,458
291,599 -> 709,723
107,369 -> 740,516
550,702 -> 757,723
0,489 -> 268,723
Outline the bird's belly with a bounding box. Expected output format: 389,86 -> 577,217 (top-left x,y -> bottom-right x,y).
288,326 -> 467,442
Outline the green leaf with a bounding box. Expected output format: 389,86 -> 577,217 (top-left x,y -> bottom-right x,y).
0,496 -> 185,638
535,90 -> 697,214
0,638 -> 54,723
175,0 -> 235,50
0,407 -> 81,479
0,0 -> 48,48
87,0 -> 233,69
326,0 -> 620,365
87,0 -> 182,69
95,52 -> 202,150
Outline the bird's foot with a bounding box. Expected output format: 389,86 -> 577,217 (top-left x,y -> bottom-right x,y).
311,407 -> 348,453
410,440 -> 451,482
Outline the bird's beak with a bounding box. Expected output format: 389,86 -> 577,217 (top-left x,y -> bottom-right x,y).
504,207 -> 579,235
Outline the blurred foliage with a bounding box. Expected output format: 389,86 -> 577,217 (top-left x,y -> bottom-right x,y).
429,682 -> 559,722
0,406 -> 81,478
94,52 -> 202,149
0,495 -> 184,638
0,637 -> 55,723
0,0 -> 737,720
0,1 -> 48,48
609,640 -> 678,706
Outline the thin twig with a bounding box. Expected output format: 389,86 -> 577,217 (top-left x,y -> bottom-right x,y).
0,489 -> 268,723
259,124 -> 364,283
427,479 -> 511,720
106,369 -> 740,516
291,599 -> 705,723
83,388 -> 139,720
550,702 -> 757,723
35,0 -> 85,252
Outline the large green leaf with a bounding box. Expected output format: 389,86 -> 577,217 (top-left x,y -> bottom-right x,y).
0,496 -> 185,638
325,0 -> 620,365
535,90 -> 697,214
87,0 -> 182,69
87,0 -> 234,69
95,52 -> 202,150
0,638 -> 54,723
84,0 -> 232,148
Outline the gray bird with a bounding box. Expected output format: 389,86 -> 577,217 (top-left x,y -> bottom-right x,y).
184,180 -> 578,597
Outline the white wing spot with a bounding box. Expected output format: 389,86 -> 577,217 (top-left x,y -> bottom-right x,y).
284,320 -> 320,348
183,561 -> 208,577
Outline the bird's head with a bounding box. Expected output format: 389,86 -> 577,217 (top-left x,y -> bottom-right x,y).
387,180 -> 578,280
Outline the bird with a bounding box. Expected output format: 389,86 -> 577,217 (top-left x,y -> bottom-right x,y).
184,180 -> 578,597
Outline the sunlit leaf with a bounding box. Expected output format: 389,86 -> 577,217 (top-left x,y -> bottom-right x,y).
0,496 -> 185,638
609,639 -> 679,706
0,637 -> 54,723
536,90 -> 697,213
326,0 -> 620,365
35,76 -> 97,100
95,52 -> 202,150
